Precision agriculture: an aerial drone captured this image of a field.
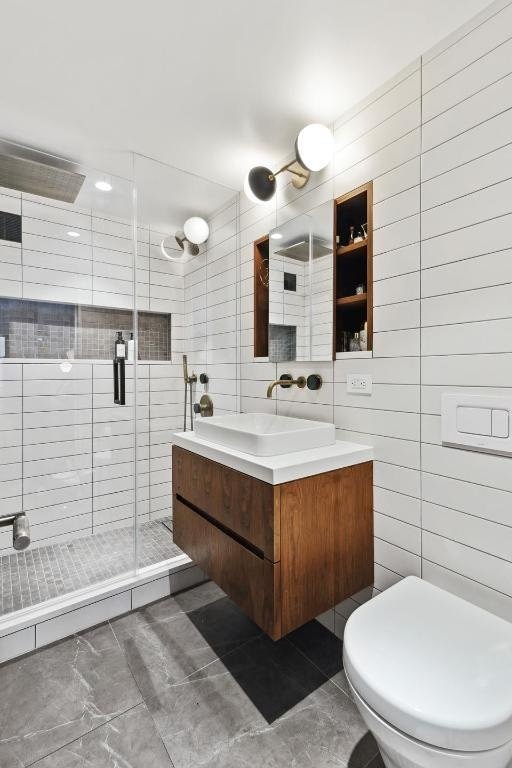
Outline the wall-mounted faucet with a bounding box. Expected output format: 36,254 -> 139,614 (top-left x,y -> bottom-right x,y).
0,512 -> 30,551
266,373 -> 322,398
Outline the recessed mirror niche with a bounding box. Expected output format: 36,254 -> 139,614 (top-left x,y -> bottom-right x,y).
266,200 -> 334,362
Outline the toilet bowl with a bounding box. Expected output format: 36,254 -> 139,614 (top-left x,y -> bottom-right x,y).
343,577 -> 512,768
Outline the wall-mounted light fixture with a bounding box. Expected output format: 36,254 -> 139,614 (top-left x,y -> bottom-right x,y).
244,123 -> 334,204
161,215 -> 210,260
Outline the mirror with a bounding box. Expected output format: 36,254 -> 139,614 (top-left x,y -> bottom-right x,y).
268,200 -> 333,361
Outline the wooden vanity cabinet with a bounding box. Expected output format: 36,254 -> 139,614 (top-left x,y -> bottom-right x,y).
173,445 -> 373,640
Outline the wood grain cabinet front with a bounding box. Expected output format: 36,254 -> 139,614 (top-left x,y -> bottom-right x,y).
172,445 -> 373,640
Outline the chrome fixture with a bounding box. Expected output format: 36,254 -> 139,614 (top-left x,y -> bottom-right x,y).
0,512 -> 31,551
0,144 -> 85,203
194,393 -> 214,418
244,124 -> 334,204
266,373 -> 323,398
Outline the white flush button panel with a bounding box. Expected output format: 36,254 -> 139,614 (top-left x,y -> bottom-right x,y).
456,406 -> 491,436
347,373 -> 372,395
442,394 -> 512,456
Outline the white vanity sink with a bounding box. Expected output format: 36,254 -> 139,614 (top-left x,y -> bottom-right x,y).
194,412 -> 336,456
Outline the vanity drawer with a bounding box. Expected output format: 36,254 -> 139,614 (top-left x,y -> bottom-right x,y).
172,446 -> 279,559
173,498 -> 281,638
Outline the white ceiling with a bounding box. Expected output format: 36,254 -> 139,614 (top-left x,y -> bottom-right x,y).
0,0 -> 491,196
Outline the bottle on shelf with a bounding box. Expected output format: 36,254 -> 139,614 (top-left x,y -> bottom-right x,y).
350,332 -> 361,352
360,322 -> 368,351
127,333 -> 135,361
114,331 -> 127,360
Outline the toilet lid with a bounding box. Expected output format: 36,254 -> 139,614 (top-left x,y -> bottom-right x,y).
343,577 -> 512,752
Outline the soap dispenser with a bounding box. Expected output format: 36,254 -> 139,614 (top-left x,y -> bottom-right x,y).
114,331 -> 127,359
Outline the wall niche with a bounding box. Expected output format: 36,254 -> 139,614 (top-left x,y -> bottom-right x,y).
0,298 -> 171,361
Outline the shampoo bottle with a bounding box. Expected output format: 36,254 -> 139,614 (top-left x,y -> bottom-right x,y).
127,333 -> 135,362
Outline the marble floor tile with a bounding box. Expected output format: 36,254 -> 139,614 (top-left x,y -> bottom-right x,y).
31,703 -> 173,768
110,590 -> 262,699
0,580 -> 379,768
287,619 -> 351,695
0,623 -> 142,768
147,634 -> 378,768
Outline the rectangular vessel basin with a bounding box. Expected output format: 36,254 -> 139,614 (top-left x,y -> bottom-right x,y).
194,412 -> 336,456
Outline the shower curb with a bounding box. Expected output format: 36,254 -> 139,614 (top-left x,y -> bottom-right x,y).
0,556 -> 206,665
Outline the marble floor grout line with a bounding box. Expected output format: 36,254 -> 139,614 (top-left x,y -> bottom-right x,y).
22,700 -> 144,768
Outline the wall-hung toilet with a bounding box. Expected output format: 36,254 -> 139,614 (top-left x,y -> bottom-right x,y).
343,577 -> 512,768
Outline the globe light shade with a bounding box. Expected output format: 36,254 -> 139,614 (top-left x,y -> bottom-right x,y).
295,123 -> 335,172
244,166 -> 276,204
183,216 -> 209,245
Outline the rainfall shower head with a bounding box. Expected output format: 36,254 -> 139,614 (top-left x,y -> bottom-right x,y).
175,230 -> 200,257
0,151 -> 85,203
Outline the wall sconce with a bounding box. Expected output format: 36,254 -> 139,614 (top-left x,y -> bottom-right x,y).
161,216 -> 210,260
244,123 -> 334,204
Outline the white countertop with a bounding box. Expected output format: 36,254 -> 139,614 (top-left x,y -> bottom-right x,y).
171,430 -> 373,485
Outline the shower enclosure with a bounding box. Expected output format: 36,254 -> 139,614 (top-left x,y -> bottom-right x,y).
0,143 -> 229,648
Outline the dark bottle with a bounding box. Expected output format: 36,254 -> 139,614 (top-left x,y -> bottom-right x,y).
114,331 -> 127,360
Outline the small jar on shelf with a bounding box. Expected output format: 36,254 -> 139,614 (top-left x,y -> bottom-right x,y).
350,333 -> 361,352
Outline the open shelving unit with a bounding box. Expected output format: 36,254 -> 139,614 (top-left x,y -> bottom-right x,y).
333,182 -> 373,357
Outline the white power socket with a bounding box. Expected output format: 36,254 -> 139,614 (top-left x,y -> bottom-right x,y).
347,373 -> 372,394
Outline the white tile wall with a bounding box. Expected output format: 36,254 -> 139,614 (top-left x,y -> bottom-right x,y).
204,0 -> 512,628
0,192 -> 186,555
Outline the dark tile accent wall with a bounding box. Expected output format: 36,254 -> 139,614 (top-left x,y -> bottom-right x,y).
269,324 -> 296,362
0,299 -> 171,360
76,306 -> 132,360
138,311 -> 172,361
0,298 -> 75,358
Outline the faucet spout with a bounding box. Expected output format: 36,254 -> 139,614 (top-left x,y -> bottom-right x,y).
266,375 -> 306,398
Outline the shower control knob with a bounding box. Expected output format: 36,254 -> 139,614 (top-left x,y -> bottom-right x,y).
307,374 -> 322,391
199,373 -> 209,384
193,403 -> 201,414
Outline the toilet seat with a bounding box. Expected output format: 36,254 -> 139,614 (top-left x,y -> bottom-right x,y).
343,577 -> 512,753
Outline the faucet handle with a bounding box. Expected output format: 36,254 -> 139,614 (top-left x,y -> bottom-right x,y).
307,374 -> 322,391
279,373 -> 293,388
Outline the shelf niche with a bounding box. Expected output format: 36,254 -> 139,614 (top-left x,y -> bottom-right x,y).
333,182 -> 373,356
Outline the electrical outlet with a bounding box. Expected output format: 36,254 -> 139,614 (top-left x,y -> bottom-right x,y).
347,373 -> 372,394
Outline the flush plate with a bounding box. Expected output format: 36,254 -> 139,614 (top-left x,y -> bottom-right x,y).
442,394 -> 512,456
